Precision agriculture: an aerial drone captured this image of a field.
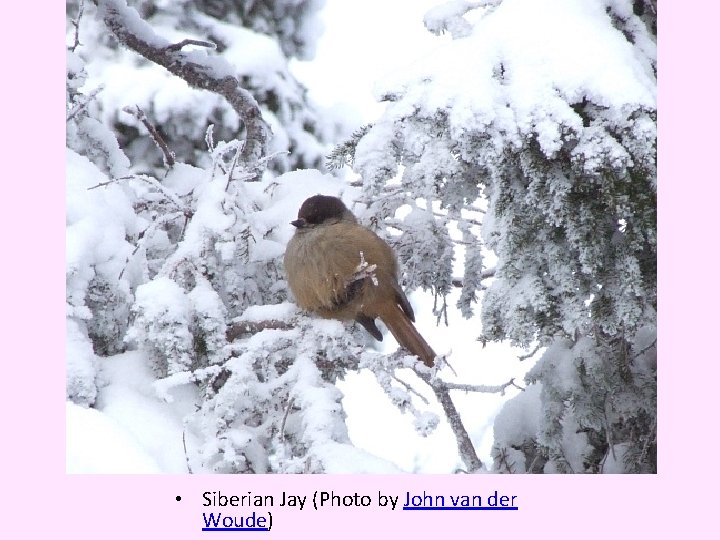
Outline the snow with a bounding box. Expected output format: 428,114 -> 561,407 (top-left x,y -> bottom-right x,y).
376,0 -> 655,160
252,168 -> 357,245
66,147 -> 138,405
235,303 -> 298,323
291,0 -> 444,123
423,0 -> 478,38
66,401 -> 162,474
66,319 -> 98,407
66,0 -> 534,475
67,350 -> 196,473
66,0 -> 654,474
162,162 -> 206,196
340,285 -> 533,471
492,382 -> 541,446
208,22 -> 288,78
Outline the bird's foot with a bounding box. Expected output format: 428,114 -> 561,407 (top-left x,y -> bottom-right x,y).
350,251 -> 378,286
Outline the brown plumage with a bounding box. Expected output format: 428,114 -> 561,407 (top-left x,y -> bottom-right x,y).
284,194 -> 436,366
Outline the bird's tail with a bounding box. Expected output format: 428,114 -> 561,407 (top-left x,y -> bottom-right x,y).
379,302 -> 436,367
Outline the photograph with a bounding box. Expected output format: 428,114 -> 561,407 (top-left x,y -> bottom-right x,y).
65,0 -> 656,477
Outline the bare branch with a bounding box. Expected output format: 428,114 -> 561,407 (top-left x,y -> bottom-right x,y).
496,447 -> 516,473
518,343 -> 542,361
166,38 -> 217,52
417,372 -> 483,472
89,174 -> 193,224
69,0 -> 86,52
87,177 -> 122,191
182,429 -> 193,473
93,0 -> 269,175
441,377 -> 525,395
122,105 -> 175,168
392,375 -> 430,406
632,337 -> 657,359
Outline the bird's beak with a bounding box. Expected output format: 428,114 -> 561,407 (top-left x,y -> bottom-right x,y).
290,218 -> 306,228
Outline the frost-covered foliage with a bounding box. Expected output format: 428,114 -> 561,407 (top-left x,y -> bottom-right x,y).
67,0 -> 334,175
68,0 -> 657,474
184,305 -> 401,473
67,49 -> 141,405
66,0 -> 422,474
348,0 -> 656,472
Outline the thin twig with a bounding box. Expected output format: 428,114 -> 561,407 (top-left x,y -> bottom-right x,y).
632,338 -> 657,360
497,447 -> 515,473
417,372 -> 483,472
518,343 -> 542,361
66,85 -> 104,122
87,178 -> 122,190
392,375 -> 430,406
166,38 -> 217,52
279,396 -> 296,441
132,174 -> 188,212
118,211 -> 184,279
69,0 -> 85,52
182,428 -> 193,473
89,173 -> 192,220
122,105 -> 175,168
441,377 -> 524,395
225,143 -> 242,190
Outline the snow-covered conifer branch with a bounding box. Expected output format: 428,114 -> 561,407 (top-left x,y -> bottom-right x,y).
325,124 -> 372,170
93,0 -> 269,176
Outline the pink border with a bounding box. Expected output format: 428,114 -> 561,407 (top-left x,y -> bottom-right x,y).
4,2 -> 713,538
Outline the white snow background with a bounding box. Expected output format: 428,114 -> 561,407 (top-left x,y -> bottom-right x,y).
67,0 -> 540,474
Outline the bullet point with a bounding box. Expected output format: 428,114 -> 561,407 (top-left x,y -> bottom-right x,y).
176,496 -> 182,501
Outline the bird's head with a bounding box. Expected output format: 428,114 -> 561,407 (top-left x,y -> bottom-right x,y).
291,194 -> 357,229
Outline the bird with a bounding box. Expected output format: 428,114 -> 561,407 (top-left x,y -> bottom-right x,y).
283,194 -> 437,366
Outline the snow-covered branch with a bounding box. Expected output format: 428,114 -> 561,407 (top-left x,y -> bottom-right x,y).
226,320 -> 295,341
93,0 -> 269,176
441,377 -> 525,395
66,85 -> 104,122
